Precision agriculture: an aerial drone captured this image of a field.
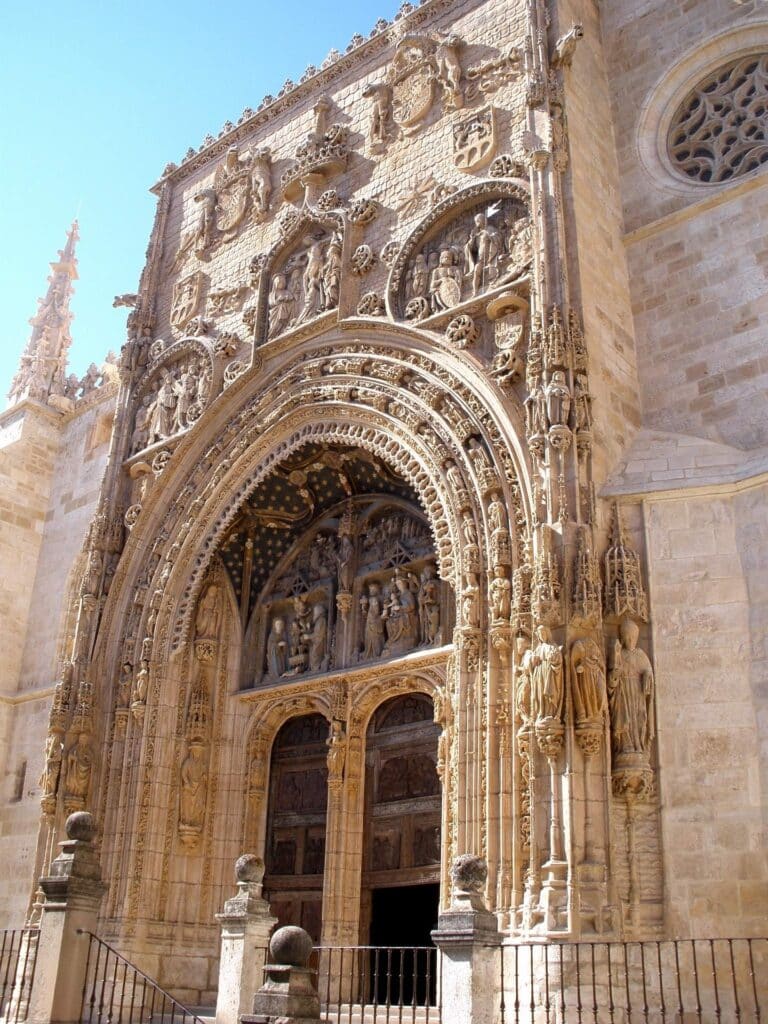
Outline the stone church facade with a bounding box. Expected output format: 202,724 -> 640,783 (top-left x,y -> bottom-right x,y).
1,0 -> 766,1009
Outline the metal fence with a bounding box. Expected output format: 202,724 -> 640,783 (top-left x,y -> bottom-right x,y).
0,928 -> 39,1024
79,930 -> 206,1024
500,938 -> 768,1023
315,945 -> 441,1023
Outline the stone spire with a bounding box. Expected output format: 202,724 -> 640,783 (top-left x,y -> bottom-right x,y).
7,221 -> 79,408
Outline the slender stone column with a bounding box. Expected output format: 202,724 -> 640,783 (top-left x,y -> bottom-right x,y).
214,855 -> 276,1024
27,812 -> 106,1024
432,856 -> 501,1024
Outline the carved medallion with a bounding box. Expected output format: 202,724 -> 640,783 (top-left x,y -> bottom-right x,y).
453,106 -> 496,172
170,271 -> 204,331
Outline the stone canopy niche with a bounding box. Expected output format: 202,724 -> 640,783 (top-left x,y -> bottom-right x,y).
218,444 -> 452,689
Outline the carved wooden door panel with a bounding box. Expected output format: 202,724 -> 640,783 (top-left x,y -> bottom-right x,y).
263,713 -> 328,942
361,694 -> 441,942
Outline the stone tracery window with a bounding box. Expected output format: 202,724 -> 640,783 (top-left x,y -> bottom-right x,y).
668,54 -> 768,184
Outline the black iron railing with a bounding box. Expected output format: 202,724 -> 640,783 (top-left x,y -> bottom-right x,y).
0,928 -> 39,1024
500,938 -> 767,1023
315,945 -> 441,1023
78,930 -> 206,1024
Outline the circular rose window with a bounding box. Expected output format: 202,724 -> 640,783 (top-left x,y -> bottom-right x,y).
668,54 -> 768,184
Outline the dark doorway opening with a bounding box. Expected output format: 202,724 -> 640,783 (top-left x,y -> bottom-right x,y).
368,883 -> 439,1005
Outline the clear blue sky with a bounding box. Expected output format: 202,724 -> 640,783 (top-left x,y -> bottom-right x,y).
0,0 -> 402,395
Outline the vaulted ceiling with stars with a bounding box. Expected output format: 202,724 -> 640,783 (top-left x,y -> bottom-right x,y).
218,444 -> 423,619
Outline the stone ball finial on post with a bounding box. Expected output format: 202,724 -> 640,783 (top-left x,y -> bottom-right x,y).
450,853 -> 487,895
243,925 -> 323,1024
235,853 -> 265,885
65,811 -> 95,843
269,925 -> 314,967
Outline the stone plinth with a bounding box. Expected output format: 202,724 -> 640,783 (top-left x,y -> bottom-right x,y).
215,855 -> 277,1024
241,925 -> 323,1024
27,812 -> 106,1024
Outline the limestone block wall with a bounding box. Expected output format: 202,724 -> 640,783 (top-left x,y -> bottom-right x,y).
643,485 -> 768,937
600,2 -> 768,450
0,394 -> 114,928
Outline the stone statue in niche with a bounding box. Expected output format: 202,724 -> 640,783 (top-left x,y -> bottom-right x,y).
608,617 -> 654,760
266,616 -> 288,678
179,741 -> 208,841
435,32 -> 464,110
64,733 -> 92,806
250,148 -> 272,221
544,371 -> 572,429
326,720 -> 346,779
267,274 -> 297,341
530,625 -> 564,723
302,602 -> 328,673
490,569 -> 511,625
360,582 -> 386,660
41,734 -> 63,803
410,253 -> 429,299
461,572 -> 480,627
195,584 -> 221,640
323,234 -> 343,312
131,396 -> 153,453
148,375 -> 177,443
570,636 -> 607,724
336,529 -> 354,593
418,564 -> 441,645
135,356 -> 210,452
382,570 -> 419,656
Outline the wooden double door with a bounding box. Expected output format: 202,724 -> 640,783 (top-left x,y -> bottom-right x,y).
262,693 -> 442,946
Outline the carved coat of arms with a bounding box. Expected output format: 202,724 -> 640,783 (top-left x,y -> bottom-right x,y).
453,106 -> 497,172
170,271 -> 204,330
213,148 -> 252,240
388,35 -> 437,129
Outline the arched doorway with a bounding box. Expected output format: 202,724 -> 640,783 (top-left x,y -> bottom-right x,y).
361,693 -> 441,949
263,713 -> 329,941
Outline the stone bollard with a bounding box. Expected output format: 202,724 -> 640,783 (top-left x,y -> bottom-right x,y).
215,854 -> 277,1024
241,925 -> 323,1024
431,855 -> 502,1024
27,812 -> 107,1024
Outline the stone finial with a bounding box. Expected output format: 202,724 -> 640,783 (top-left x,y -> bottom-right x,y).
65,811 -> 95,843
235,853 -> 264,884
451,854 -> 487,895
269,925 -> 314,967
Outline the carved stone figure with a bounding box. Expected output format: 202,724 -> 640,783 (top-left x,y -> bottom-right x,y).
179,742 -> 208,837
173,367 -> 198,432
295,237 -> 327,324
462,571 -> 480,627
514,635 -> 533,725
303,602 -> 328,673
382,571 -> 418,655
429,249 -> 462,311
131,395 -> 153,453
362,83 -> 390,150
464,211 -> 503,296
326,720 -> 346,779
64,733 -> 92,803
251,148 -> 272,220
195,584 -> 221,639
266,616 -> 288,678
40,733 -> 62,802
544,371 -> 571,429
336,532 -> 354,592
608,618 -> 654,759
267,273 -> 297,340
361,582 -> 386,660
530,625 -> 564,722
323,234 -> 342,310
490,569 -> 511,625
411,253 -> 429,299
418,564 -> 441,645
148,375 -> 178,443
436,32 -> 464,110
571,636 -> 607,723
